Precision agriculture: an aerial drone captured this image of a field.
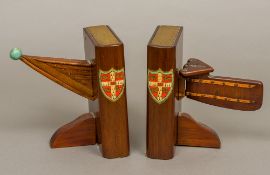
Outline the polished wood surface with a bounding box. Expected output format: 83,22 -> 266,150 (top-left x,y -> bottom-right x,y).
85,25 -> 129,158
147,25 -> 182,159
180,58 -> 214,77
175,69 -> 185,100
17,25 -> 129,159
50,113 -> 96,148
21,55 -> 97,100
177,58 -> 263,111
185,75 -> 263,111
176,113 -> 220,148
146,25 -> 263,160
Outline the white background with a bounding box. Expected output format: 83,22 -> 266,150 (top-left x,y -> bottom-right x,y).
0,0 -> 270,174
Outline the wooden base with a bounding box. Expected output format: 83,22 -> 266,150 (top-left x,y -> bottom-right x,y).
50,113 -> 96,148
50,112 -> 220,151
176,113 -> 221,148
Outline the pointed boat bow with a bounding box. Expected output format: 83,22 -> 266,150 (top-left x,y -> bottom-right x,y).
20,55 -> 97,100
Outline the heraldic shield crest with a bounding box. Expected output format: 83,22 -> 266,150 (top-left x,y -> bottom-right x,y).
99,68 -> 125,102
148,68 -> 174,104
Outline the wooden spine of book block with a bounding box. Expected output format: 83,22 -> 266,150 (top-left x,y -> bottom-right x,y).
147,26 -> 183,159
84,25 -> 129,158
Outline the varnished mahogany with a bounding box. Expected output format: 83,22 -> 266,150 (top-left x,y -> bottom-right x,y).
16,25 -> 129,159
147,25 -> 263,160
20,55 -> 97,100
176,113 -> 220,148
147,26 -> 182,159
85,26 -> 129,158
181,58 -> 263,111
50,113 -> 96,148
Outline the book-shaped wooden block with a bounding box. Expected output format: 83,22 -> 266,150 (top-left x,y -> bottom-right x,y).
146,25 -> 263,160
147,25 -> 183,159
10,25 -> 129,159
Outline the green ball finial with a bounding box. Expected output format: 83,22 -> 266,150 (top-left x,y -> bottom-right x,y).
10,48 -> 22,60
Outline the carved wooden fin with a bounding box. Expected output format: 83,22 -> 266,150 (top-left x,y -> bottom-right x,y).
50,113 -> 96,148
176,113 -> 221,148
21,55 -> 97,100
180,58 -> 214,77
186,75 -> 263,111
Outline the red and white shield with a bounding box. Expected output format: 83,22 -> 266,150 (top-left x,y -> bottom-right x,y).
148,68 -> 174,104
99,68 -> 125,102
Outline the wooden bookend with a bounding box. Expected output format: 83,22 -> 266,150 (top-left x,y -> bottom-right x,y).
14,25 -> 129,159
147,26 -> 263,160
147,25 -> 239,160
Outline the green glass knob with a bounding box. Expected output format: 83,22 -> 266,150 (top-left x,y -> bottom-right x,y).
10,48 -> 22,60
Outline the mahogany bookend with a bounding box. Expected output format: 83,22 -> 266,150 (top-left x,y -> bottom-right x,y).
50,113 -> 96,148
12,25 -> 129,159
147,25 -> 263,160
176,113 -> 220,148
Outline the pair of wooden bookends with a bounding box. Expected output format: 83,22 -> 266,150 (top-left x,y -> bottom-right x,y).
11,25 -> 263,159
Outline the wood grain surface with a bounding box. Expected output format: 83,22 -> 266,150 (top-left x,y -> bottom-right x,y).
180,58 -> 214,77
21,55 -> 97,100
18,25 -> 129,158
147,25 -> 182,159
176,113 -> 221,148
175,58 -> 263,111
147,26 -> 222,159
185,75 -> 263,111
85,25 -> 130,158
50,113 -> 96,148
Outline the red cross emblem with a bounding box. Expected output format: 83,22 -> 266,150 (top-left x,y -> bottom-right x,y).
99,68 -> 125,102
148,69 -> 174,104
